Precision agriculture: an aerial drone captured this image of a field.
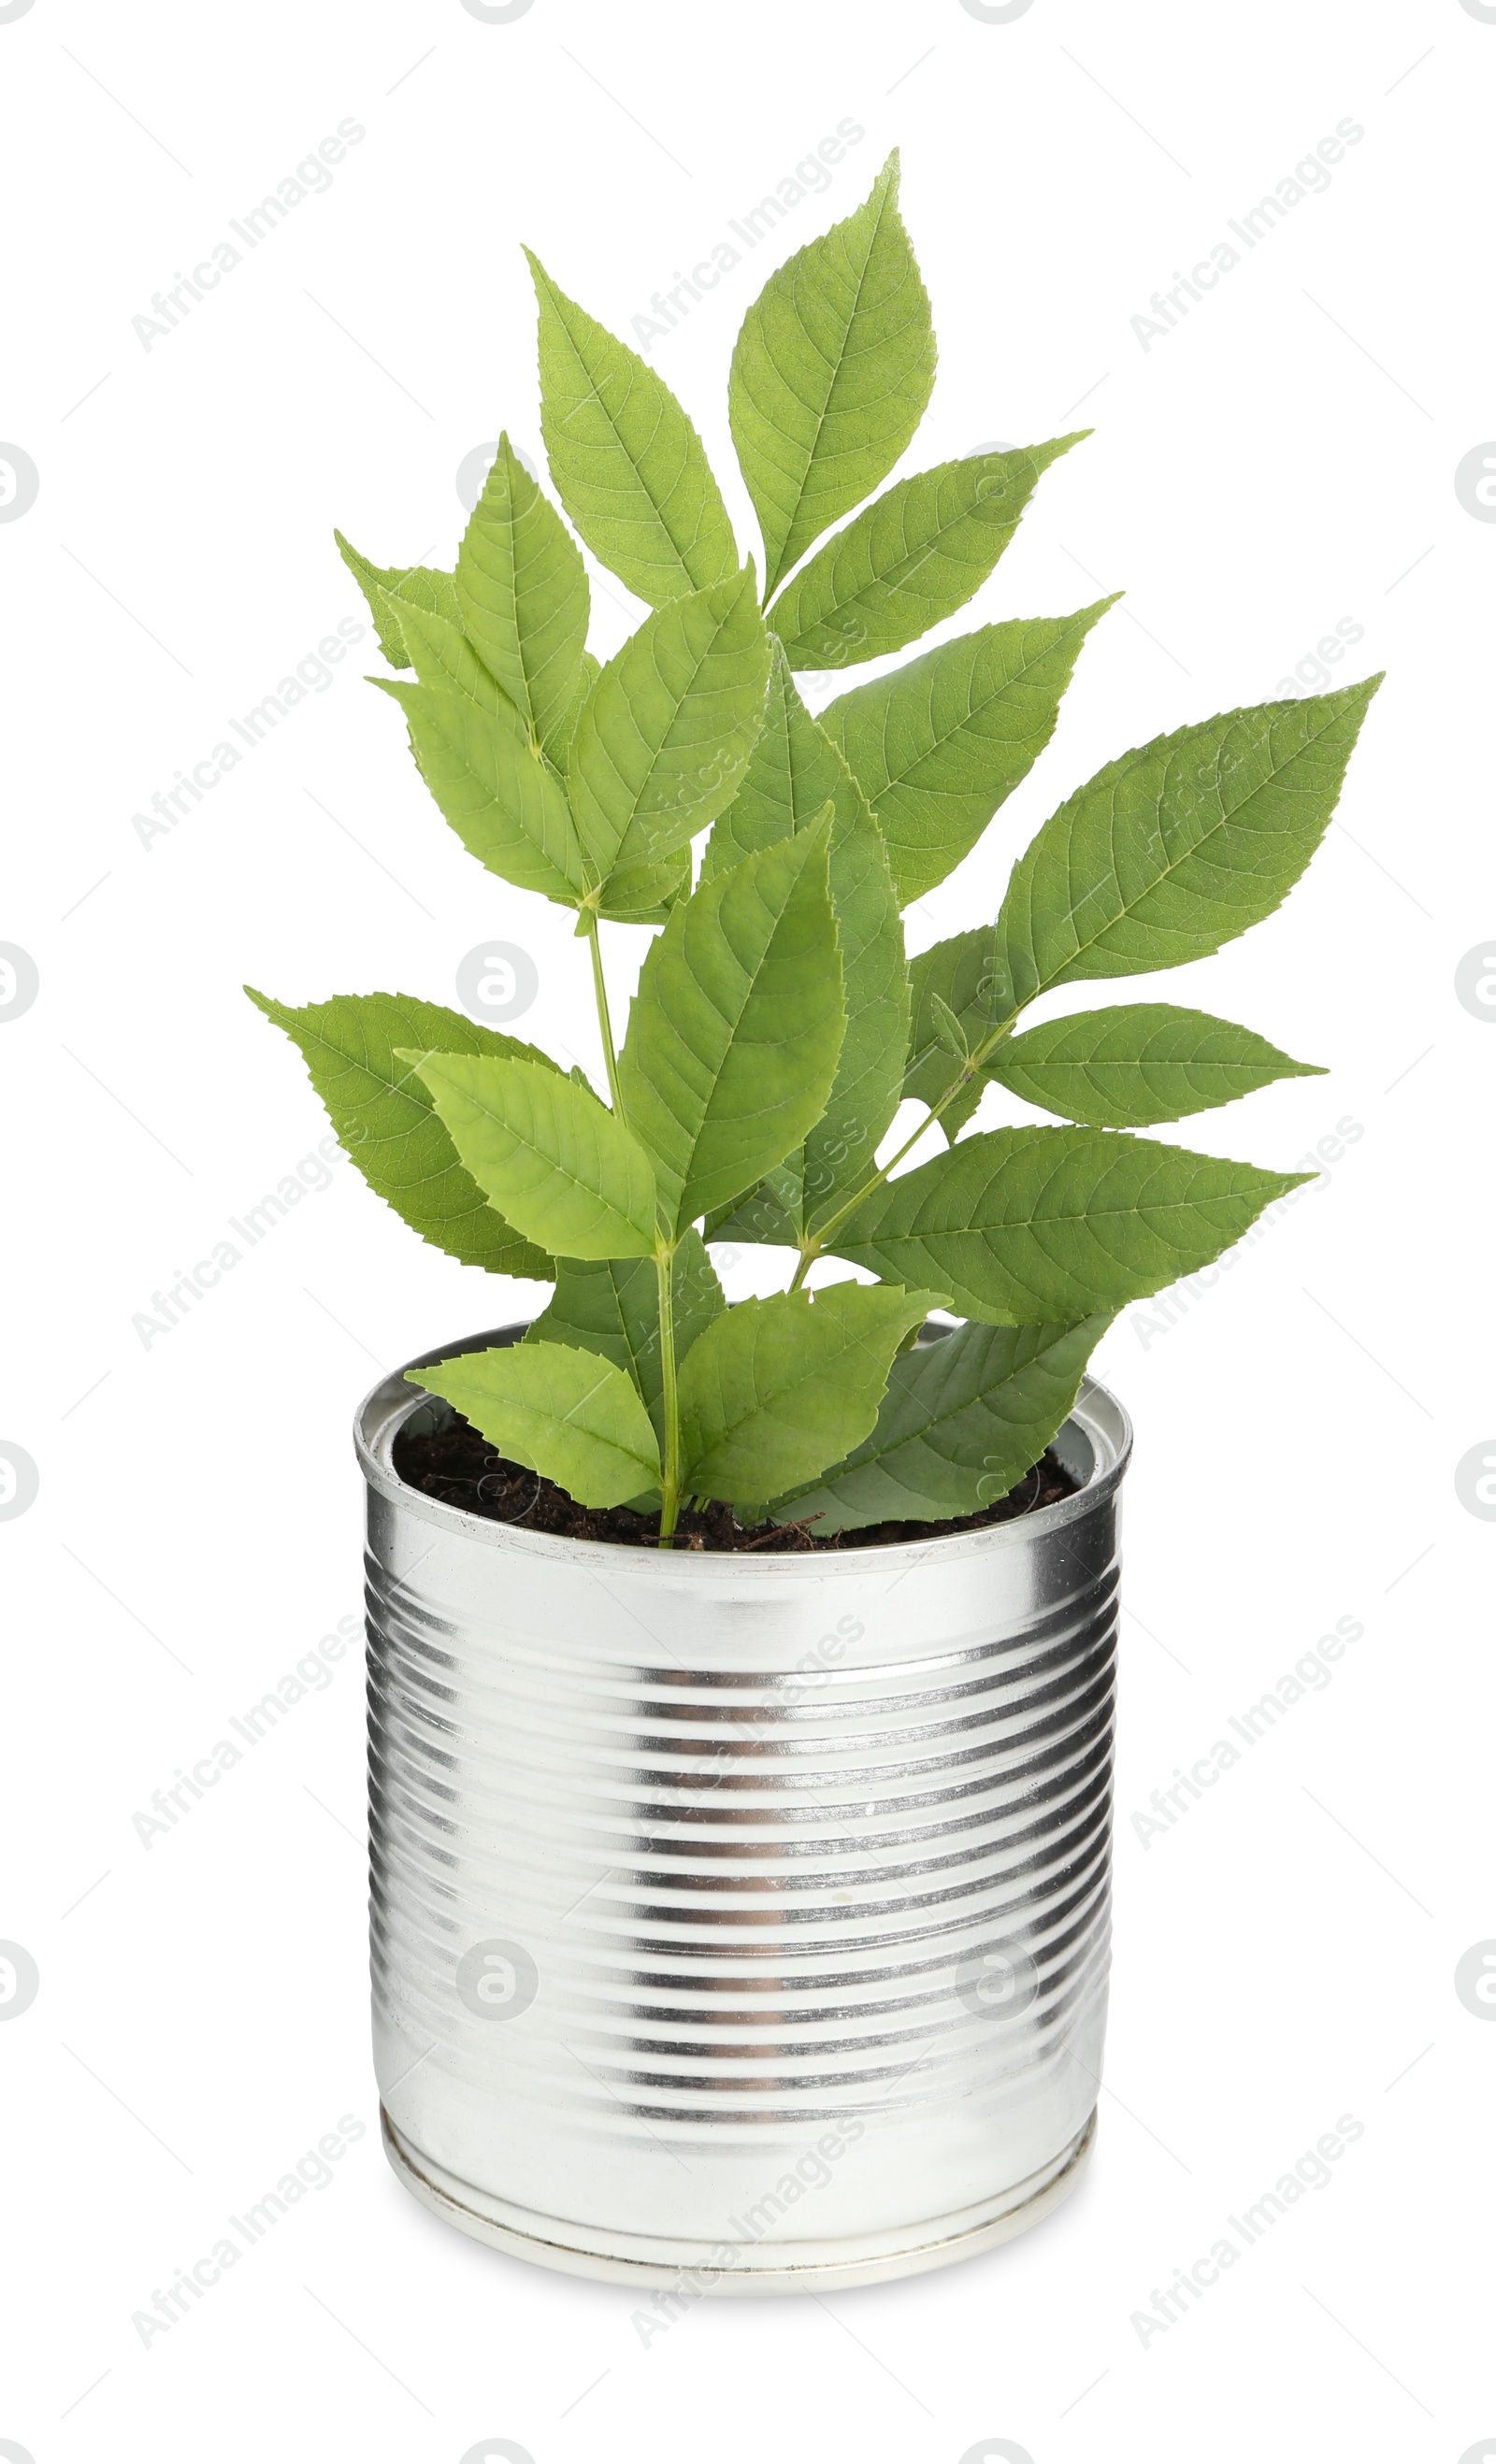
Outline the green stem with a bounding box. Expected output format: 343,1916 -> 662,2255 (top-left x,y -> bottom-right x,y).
789,1018 -> 1021,1285
654,1240 -> 682,1545
580,908 -> 626,1118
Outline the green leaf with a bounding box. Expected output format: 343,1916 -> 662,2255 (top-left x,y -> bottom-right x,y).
987,1004 -> 1324,1127
822,601 -> 1115,907
616,812 -> 845,1236
770,1315 -> 1109,1532
998,678 -> 1384,1007
767,438 -> 1084,671
527,250 -> 739,607
335,530 -> 460,668
729,150 -> 936,598
526,1229 -> 725,1444
403,1051 -> 657,1259
542,648 -> 601,767
832,1125 -> 1312,1323
597,852 -> 693,924
928,990 -> 969,1059
901,925 -> 1015,1143
701,637 -> 868,873
454,432 -> 590,747
376,666 -> 586,906
375,588 -> 508,712
412,1341 -> 660,1510
676,1280 -> 942,1509
702,646 -> 910,1238
244,988 -> 554,1276
567,570 -> 771,887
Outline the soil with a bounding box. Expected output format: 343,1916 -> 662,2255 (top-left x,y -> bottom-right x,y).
393,1410 -> 1080,1553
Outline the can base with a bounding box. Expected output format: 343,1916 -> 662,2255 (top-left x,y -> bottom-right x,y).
380,2106 -> 1097,2293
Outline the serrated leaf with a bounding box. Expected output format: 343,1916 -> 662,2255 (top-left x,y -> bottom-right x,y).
542,649 -> 601,766
998,678 -> 1383,1006
768,438 -> 1083,671
987,1004 -> 1323,1127
822,601 -> 1115,906
702,646 -> 910,1238
701,638 -> 870,877
412,1340 -> 660,1510
928,990 -> 968,1059
676,1280 -> 942,1508
902,926 -> 1014,1144
770,1314 -> 1109,1532
832,1125 -> 1312,1323
527,250 -> 739,606
244,988 -> 554,1276
455,432 -> 590,746
405,1051 -> 657,1259
617,813 -> 845,1236
377,587 -> 508,712
376,667 -> 586,906
567,570 -> 770,887
597,852 -> 693,924
335,530 -> 460,668
526,1229 -> 725,1444
729,150 -> 936,598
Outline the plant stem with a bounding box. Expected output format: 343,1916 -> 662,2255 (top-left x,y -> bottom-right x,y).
789,1019 -> 1020,1285
580,908 -> 626,1118
654,1240 -> 682,1544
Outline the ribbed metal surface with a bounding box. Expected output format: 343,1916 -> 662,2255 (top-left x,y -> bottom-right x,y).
357,1325 -> 1129,2288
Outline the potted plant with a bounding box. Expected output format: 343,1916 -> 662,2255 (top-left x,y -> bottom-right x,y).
250,154 -> 1378,2292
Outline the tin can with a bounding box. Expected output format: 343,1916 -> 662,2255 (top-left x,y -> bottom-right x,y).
357,1324 -> 1129,2292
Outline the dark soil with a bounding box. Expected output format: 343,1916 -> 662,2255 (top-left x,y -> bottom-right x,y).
394,1410 -> 1080,1553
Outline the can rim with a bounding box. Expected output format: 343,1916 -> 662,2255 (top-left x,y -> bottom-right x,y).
354,1321 -> 1131,1574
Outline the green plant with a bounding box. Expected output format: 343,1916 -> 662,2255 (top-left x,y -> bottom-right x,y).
250,152 -> 1380,1546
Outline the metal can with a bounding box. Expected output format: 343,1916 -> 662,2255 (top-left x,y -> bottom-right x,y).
357,1324 -> 1129,2292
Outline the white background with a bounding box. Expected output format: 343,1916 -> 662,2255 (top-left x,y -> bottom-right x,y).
2,1 -> 1491,2457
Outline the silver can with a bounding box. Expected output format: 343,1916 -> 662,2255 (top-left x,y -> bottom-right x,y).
356,1324 -> 1130,2293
